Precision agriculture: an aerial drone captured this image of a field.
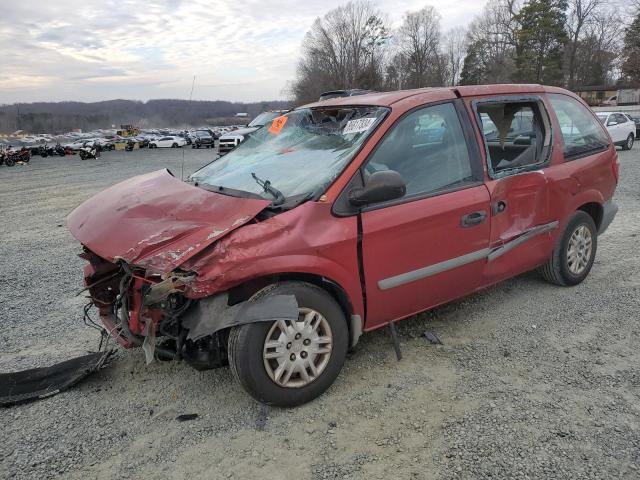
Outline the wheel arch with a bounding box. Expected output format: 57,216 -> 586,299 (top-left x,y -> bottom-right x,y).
577,201 -> 604,231
226,272 -> 362,347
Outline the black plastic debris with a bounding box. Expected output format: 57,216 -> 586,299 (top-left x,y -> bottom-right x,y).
0,351 -> 112,407
255,404 -> 269,431
176,413 -> 198,422
423,329 -> 443,345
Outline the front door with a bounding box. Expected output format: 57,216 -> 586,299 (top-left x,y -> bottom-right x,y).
357,101 -> 491,330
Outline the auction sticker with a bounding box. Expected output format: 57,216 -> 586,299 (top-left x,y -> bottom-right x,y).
343,117 -> 377,135
268,116 -> 288,134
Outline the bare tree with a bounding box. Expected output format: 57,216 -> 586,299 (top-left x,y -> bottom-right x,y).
573,7 -> 624,85
462,0 -> 521,84
442,27 -> 467,86
291,1 -> 389,104
566,0 -> 601,88
397,6 -> 443,88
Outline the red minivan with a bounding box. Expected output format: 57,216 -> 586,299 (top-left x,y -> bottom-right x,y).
68,85 -> 618,406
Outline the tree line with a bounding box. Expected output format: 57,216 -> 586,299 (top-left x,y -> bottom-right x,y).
0,99 -> 290,134
290,0 -> 640,104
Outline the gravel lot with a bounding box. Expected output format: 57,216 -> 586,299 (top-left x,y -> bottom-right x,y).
1,146 -> 639,480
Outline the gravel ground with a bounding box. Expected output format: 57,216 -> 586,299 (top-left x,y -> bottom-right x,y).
1,147 -> 639,480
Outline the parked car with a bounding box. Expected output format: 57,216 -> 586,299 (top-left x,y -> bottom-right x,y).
148,136 -> 187,148
595,112 -> 635,150
218,111 -> 287,154
192,129 -> 215,149
68,85 -> 618,407
629,115 -> 640,139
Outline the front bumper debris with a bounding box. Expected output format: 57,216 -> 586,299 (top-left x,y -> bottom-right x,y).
0,351 -> 112,407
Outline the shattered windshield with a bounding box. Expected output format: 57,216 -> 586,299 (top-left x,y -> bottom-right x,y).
248,112 -> 280,127
188,106 -> 388,201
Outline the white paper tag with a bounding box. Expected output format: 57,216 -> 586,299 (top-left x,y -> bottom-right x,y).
343,117 -> 377,135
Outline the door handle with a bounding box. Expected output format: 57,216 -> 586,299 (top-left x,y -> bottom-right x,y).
491,200 -> 507,215
461,210 -> 487,227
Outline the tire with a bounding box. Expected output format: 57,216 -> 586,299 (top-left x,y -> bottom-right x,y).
149,144 -> 156,149
5,157 -> 15,167
540,211 -> 598,286
228,281 -> 349,407
172,143 -> 178,148
622,133 -> 634,151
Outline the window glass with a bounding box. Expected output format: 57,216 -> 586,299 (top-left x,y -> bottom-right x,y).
613,113 -> 628,124
477,102 -> 546,173
595,113 -> 608,124
189,106 -> 388,200
548,94 -> 609,158
362,103 -> 473,197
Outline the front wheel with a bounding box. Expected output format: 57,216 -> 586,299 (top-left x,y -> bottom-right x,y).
540,211 -> 597,286
228,282 -> 348,407
622,133 -> 634,151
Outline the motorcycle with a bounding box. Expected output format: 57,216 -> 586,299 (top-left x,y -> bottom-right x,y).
53,143 -> 67,156
31,144 -> 50,157
79,143 -> 100,160
1,147 -> 30,167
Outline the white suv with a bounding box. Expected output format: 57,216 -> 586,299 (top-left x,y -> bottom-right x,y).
596,112 -> 635,150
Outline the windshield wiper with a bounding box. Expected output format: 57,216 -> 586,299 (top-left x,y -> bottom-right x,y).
251,172 -> 285,206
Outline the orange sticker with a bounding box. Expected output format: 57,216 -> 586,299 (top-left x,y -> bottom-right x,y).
268,115 -> 288,134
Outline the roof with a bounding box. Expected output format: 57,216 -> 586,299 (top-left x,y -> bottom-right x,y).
302,84 -> 553,109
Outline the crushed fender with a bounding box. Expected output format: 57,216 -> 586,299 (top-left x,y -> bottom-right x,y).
0,351 -> 112,407
182,294 -> 299,341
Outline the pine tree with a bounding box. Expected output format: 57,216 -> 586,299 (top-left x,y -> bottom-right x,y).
621,12 -> 640,82
459,41 -> 484,85
513,0 -> 568,85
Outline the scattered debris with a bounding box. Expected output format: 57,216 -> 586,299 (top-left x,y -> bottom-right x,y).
256,404 -> 269,431
175,413 -> 198,422
423,329 -> 443,345
0,351 -> 112,407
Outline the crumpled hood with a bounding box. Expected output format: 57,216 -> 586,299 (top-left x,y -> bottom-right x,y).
67,169 -> 270,274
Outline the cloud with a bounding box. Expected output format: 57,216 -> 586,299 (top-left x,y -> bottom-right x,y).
0,0 -> 486,104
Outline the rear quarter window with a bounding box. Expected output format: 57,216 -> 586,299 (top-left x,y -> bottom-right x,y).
548,94 -> 609,159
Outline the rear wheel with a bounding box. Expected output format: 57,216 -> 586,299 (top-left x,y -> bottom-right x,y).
5,156 -> 15,167
540,211 -> 597,286
172,143 -> 178,148
622,133 -> 634,151
228,281 -> 348,407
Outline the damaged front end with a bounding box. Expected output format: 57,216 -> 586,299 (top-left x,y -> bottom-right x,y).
81,249 -> 297,370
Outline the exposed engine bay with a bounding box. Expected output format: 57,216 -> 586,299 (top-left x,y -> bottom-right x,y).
80,248 -> 298,371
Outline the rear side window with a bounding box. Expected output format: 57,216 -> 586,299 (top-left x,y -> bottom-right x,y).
548,94 -> 609,159
613,113 -> 628,124
476,100 -> 550,177
363,102 -> 474,197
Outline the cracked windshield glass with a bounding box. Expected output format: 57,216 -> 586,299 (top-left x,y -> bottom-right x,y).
189,106 -> 388,200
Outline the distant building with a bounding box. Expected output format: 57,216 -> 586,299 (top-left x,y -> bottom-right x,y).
573,86 -> 618,106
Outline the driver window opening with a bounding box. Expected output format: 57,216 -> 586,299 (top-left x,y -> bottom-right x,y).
477,102 -> 548,175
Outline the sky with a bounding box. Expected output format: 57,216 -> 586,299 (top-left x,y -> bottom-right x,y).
0,0 -> 486,104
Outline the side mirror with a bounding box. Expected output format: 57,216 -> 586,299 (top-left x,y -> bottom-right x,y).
349,170 -> 406,206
